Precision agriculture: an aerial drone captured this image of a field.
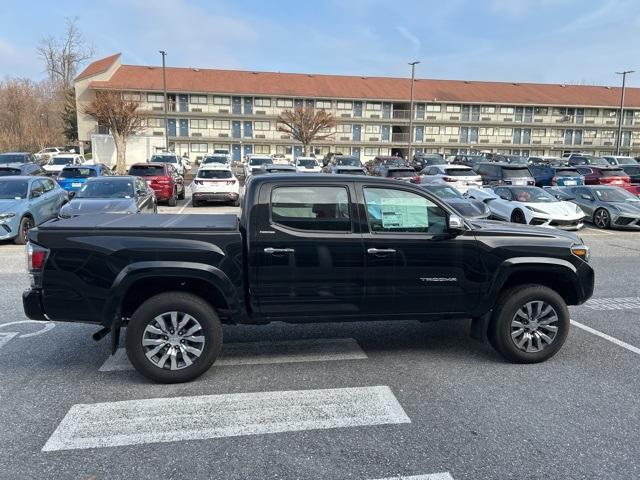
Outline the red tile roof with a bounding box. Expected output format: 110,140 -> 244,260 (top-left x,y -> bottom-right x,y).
75,53 -> 121,81
83,55 -> 640,108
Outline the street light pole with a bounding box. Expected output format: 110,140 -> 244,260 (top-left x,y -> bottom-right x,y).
615,70 -> 634,155
159,50 -> 169,152
407,61 -> 420,160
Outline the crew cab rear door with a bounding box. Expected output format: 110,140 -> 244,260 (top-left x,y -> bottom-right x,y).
358,183 -> 482,316
249,181 -> 366,318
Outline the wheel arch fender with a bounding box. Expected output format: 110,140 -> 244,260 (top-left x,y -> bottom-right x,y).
104,261 -> 245,326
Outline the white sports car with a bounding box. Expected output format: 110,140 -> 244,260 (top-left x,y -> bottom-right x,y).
466,186 -> 586,230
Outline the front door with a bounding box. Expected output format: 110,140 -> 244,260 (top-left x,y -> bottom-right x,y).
179,119 -> 189,137
293,145 -> 303,158
250,183 -> 365,318
232,97 -> 242,114
381,125 -> 390,142
358,184 -> 481,315
243,121 -> 253,138
243,144 -> 253,157
354,101 -> 363,118
382,103 -> 391,119
167,119 -> 176,137
178,94 -> 188,112
294,99 -> 304,110
232,121 -> 241,139
353,124 -> 361,141
352,147 -> 361,158
232,144 -> 241,161
244,97 -> 253,115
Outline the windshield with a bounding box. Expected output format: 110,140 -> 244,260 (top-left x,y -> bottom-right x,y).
502,168 -> 532,178
150,155 -> 178,164
593,188 -> 639,202
129,165 -> 165,176
197,170 -> 233,179
336,157 -> 362,166
59,167 -> 97,179
0,168 -> 21,176
425,186 -> 463,199
297,159 -> 318,167
0,180 -> 28,199
51,157 -> 74,166
508,187 -> 558,203
202,156 -> 228,164
444,168 -> 476,177
0,154 -> 27,164
388,169 -> 415,178
76,180 -> 134,198
249,158 -> 272,166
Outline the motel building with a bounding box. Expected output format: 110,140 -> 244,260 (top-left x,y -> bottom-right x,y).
75,53 -> 640,164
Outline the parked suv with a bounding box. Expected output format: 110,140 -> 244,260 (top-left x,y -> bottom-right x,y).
415,164 -> 482,193
602,155 -> 638,166
0,163 -> 44,177
149,153 -> 190,176
191,164 -> 240,206
528,165 -> 584,187
323,155 -> 366,174
367,155 -> 407,175
452,154 -> 484,168
410,153 -> 446,172
128,163 -> 185,206
474,162 -> 535,186
43,154 -> 86,176
490,154 -> 529,165
574,166 -> 630,187
566,155 -> 610,167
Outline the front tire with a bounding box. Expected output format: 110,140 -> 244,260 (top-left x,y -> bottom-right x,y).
488,284 -> 569,363
511,209 -> 526,224
14,216 -> 34,245
593,208 -> 611,229
125,292 -> 223,383
167,189 -> 177,207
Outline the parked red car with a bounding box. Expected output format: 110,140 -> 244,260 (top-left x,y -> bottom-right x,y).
575,166 -> 640,196
128,163 -> 185,206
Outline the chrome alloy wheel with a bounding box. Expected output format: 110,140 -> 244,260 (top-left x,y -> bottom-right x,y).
142,311 -> 205,370
510,301 -> 559,353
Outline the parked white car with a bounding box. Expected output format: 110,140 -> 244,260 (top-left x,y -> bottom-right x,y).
35,147 -> 63,163
295,157 -> 322,173
417,164 -> 482,193
244,155 -> 274,178
191,164 -> 240,206
466,186 -> 586,230
150,153 -> 190,176
43,154 -> 86,176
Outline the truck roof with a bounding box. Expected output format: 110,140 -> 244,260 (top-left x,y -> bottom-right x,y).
38,213 -> 239,231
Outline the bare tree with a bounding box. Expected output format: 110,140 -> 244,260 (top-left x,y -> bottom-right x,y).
277,107 -> 337,155
83,91 -> 145,174
38,17 -> 94,91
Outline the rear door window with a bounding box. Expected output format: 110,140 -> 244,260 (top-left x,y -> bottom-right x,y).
271,186 -> 351,232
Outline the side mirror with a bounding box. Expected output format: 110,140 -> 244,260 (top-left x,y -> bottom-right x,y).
581,194 -> 593,201
448,214 -> 465,232
68,191 -> 76,199
30,190 -> 42,199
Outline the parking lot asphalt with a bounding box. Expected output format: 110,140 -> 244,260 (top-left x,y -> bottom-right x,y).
0,192 -> 639,480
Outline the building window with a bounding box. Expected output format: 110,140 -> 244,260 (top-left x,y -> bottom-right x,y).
481,106 -> 495,114
426,104 -> 441,112
500,106 -> 514,115
213,96 -> 230,105
147,118 -> 164,128
532,128 -> 546,137
426,126 -> 440,134
254,98 -> 271,107
336,124 -> 352,133
498,128 -> 513,136
123,92 -> 141,101
190,143 -> 208,153
147,93 -> 164,103
584,129 -> 597,139
276,98 -> 294,108
364,147 -> 379,156
190,119 -> 207,129
254,145 -> 271,154
534,107 -> 548,116
316,100 -> 332,109
254,121 -> 270,131
446,105 -> 461,113
365,125 -> 381,134
337,101 -> 353,110
601,130 -> 615,139
190,95 -> 208,105
366,102 -> 382,111
276,145 -> 293,154
213,120 -> 230,129
479,127 -> 494,136
444,127 -> 459,135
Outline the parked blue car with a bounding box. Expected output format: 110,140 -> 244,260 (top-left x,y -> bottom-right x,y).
528,165 -> 585,187
56,163 -> 112,194
0,176 -> 67,244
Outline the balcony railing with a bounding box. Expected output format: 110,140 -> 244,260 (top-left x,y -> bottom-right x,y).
391,133 -> 409,142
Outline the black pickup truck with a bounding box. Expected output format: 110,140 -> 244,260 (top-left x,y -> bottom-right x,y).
23,174 -> 594,383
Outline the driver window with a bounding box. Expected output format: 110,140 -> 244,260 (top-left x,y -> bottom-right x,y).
494,188 -> 512,200
364,187 -> 447,234
30,180 -> 45,197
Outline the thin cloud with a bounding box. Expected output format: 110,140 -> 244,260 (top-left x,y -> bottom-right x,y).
396,26 -> 421,53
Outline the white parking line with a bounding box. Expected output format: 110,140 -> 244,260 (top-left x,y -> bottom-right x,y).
99,338 -> 367,372
571,320 -> 640,355
584,297 -> 640,310
371,474 -> 454,480
42,385 -> 410,451
0,332 -> 18,351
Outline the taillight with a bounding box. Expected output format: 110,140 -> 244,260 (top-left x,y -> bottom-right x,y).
156,178 -> 171,185
227,180 -> 236,185
27,242 -> 48,271
442,176 -> 457,182
193,180 -> 203,185
411,175 -> 421,183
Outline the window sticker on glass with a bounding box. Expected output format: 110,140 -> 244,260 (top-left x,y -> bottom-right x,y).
380,197 -> 428,228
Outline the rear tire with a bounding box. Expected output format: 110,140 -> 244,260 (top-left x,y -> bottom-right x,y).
126,292 -> 222,383
167,190 -> 177,207
178,186 -> 185,200
488,284 -> 569,363
232,197 -> 240,207
14,216 -> 33,245
192,197 -> 200,207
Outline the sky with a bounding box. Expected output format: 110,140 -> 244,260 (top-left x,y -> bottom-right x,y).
1,0 -> 639,87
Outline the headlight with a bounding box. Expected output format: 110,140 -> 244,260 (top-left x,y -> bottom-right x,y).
525,206 -> 545,213
0,212 -> 16,221
571,244 -> 590,262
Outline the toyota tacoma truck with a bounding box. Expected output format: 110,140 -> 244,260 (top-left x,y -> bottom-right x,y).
22,174 -> 594,383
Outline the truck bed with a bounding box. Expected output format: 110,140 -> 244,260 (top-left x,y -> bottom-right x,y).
38,213 -> 239,232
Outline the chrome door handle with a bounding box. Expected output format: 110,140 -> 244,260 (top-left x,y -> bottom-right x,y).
264,247 -> 295,255
367,248 -> 396,255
